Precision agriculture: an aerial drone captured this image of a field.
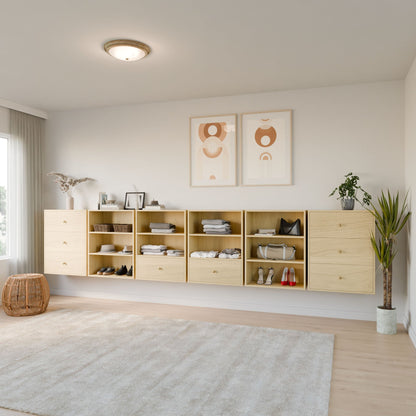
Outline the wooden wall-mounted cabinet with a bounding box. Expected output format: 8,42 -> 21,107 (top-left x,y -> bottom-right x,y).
44,210 -> 87,276
308,210 -> 375,294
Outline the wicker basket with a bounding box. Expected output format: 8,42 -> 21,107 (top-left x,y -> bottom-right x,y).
93,223 -> 114,232
2,273 -> 50,317
113,224 -> 132,233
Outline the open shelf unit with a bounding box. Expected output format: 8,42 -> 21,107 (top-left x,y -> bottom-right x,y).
245,210 -> 307,290
188,210 -> 244,286
87,210 -> 135,280
136,210 -> 187,282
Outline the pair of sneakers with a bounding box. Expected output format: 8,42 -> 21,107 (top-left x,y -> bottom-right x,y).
256,267 -> 275,285
116,265 -> 133,276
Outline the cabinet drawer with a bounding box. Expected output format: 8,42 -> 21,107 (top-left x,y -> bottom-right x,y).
309,211 -> 374,239
137,256 -> 186,282
309,237 -> 374,266
308,263 -> 374,294
188,258 -> 243,286
44,231 -> 86,252
44,210 -> 87,233
44,251 -> 87,276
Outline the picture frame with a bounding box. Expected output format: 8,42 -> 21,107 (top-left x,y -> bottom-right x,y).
189,114 -> 237,187
98,192 -> 107,210
124,192 -> 145,210
241,110 -> 292,186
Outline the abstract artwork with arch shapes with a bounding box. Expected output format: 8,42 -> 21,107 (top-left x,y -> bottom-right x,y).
241,110 -> 292,186
190,114 -> 237,187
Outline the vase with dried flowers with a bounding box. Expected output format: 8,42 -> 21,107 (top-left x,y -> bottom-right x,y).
47,172 -> 93,209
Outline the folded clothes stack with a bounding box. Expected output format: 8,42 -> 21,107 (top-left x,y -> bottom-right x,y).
254,228 -> 276,236
149,222 -> 176,233
190,250 -> 219,258
141,244 -> 167,255
201,219 -> 231,235
167,249 -> 184,257
218,248 -> 241,259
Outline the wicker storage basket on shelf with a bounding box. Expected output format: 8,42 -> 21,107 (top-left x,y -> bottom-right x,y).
2,273 -> 50,317
93,223 -> 114,232
113,224 -> 132,232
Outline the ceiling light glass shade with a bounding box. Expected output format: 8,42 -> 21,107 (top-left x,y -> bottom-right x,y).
104,39 -> 151,62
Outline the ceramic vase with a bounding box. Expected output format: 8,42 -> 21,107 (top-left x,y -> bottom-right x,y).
66,194 -> 74,210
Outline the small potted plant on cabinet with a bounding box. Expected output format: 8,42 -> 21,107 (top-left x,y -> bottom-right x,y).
367,190 -> 410,334
330,172 -> 372,209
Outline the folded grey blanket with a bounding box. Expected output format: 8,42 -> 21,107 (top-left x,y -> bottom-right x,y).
149,222 -> 175,229
201,219 -> 230,226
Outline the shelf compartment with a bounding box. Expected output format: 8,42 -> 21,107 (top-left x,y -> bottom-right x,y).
136,210 -> 186,234
88,274 -> 134,280
189,233 -> 242,237
88,254 -> 134,278
245,261 -> 305,289
246,236 -> 305,261
245,210 -> 305,237
137,232 -> 185,236
188,210 -> 243,235
246,258 -> 304,264
188,235 -> 242,254
89,231 -> 133,235
88,210 -> 135,232
137,233 -> 186,254
89,233 -> 134,254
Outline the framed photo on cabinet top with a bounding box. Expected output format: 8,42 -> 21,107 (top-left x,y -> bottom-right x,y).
241,110 -> 292,186
190,114 -> 237,187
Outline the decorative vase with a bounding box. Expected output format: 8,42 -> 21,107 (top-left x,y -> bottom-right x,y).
377,306 -> 397,335
340,198 -> 355,210
66,194 -> 74,210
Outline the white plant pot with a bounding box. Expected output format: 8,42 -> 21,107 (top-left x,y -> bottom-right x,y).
376,307 -> 397,335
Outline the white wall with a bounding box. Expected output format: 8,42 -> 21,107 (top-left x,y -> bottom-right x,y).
44,80 -> 407,321
0,106 -> 10,134
405,57 -> 416,344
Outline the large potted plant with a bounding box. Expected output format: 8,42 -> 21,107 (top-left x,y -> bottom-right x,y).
330,172 -> 372,209
367,191 -> 410,334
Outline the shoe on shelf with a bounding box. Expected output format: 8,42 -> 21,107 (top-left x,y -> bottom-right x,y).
256,266 -> 264,284
116,265 -> 128,275
96,267 -> 107,275
265,267 -> 275,285
103,267 -> 115,275
127,266 -> 133,277
281,267 -> 289,285
289,267 -> 296,286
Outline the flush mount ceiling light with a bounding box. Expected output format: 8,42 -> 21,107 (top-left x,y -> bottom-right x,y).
103,39 -> 151,62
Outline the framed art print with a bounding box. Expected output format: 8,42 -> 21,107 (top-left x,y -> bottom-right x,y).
190,114 -> 237,187
241,110 -> 292,186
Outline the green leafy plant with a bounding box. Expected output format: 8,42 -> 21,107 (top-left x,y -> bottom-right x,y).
329,172 -> 372,206
367,191 -> 410,310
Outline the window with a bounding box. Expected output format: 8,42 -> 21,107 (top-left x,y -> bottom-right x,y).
0,136 -> 7,257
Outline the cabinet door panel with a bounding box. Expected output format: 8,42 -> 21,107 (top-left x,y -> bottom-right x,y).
309,237 -> 374,266
188,258 -> 243,286
44,210 -> 86,233
309,211 -> 374,239
308,263 -> 374,294
137,256 -> 186,282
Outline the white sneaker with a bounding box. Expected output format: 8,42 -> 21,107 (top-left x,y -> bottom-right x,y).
265,267 -> 274,285
257,267 -> 264,284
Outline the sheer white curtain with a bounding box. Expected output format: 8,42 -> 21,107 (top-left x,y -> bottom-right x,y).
8,110 -> 44,274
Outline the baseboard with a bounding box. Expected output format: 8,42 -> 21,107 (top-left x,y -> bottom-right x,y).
408,324 -> 416,349
50,287 -> 379,322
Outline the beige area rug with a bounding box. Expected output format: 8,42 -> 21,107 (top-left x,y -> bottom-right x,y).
0,310 -> 334,416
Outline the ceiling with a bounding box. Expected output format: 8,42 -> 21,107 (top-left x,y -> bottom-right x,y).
1,0 -> 416,113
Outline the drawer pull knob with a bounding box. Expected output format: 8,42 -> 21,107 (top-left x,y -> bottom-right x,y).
62,262 -> 67,266
338,276 -> 343,280
212,270 -> 218,274
63,241 -> 67,245
158,267 -> 163,271
338,223 -> 342,227
63,220 -> 67,224
338,250 -> 342,254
